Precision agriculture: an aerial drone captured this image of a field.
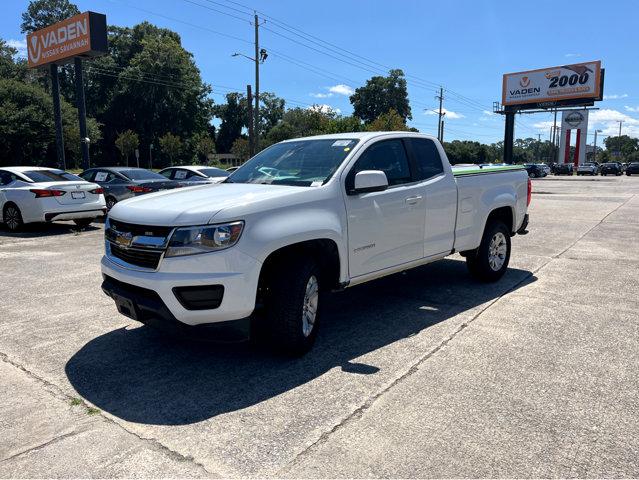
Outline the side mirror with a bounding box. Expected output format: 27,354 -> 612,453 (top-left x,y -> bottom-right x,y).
352,170 -> 388,194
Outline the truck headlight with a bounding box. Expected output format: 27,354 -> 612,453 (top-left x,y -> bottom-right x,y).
166,221 -> 244,257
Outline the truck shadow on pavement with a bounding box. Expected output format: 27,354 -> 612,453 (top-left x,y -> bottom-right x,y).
0,221 -> 102,238
65,258 -> 536,426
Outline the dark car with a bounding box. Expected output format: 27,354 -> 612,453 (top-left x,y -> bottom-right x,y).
79,167 -> 182,210
523,163 -> 546,178
626,162 -> 639,176
553,163 -> 574,175
600,162 -> 622,176
158,166 -> 229,186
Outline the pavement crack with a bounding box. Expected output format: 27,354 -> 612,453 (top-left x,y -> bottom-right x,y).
0,427 -> 89,463
0,350 -> 216,477
554,194 -> 636,259
277,267 -> 542,476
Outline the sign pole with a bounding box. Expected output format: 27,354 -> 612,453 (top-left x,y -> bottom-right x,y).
50,63 -> 66,170
503,108 -> 515,164
74,57 -> 90,170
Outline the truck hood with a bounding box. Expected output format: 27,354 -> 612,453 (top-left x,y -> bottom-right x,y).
108,182 -> 308,226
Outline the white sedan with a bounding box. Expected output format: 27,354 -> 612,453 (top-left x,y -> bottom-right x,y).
158,166 -> 229,186
0,167 -> 106,231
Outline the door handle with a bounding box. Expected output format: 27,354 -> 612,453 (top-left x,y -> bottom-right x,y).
405,195 -> 422,205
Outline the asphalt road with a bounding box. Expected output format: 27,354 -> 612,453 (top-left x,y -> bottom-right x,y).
1,175 -> 638,478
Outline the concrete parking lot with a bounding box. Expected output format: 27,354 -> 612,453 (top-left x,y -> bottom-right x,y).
1,175 -> 638,478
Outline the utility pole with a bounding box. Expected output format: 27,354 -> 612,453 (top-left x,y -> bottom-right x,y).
536,133 -> 541,162
436,87 -> 444,141
551,108 -> 558,164
254,12 -> 260,153
50,63 -> 66,170
74,57 -> 90,170
247,84 -> 254,157
593,129 -> 601,163
617,120 -> 623,158
440,119 -> 445,143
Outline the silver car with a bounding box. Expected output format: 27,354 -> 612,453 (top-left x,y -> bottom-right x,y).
577,163 -> 598,176
79,167 -> 182,210
158,166 -> 229,186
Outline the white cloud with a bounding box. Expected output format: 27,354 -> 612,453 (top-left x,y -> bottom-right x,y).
308,104 -> 341,115
533,120 -> 555,130
624,105 -> 639,113
603,93 -> 628,100
310,84 -> 353,99
328,84 -> 354,96
482,110 -> 494,116
564,53 -> 581,58
310,92 -> 333,98
6,39 -> 27,58
425,108 -> 464,119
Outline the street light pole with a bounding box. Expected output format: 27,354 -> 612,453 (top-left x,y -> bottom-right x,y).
593,129 -> 602,163
149,143 -> 154,169
254,12 -> 260,153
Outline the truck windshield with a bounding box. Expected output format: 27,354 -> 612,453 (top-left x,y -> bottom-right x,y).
227,138 -> 359,186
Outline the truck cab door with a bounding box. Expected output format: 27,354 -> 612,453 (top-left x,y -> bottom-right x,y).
344,139 -> 425,278
404,138 -> 457,257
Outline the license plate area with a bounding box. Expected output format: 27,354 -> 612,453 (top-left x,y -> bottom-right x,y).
112,293 -> 138,320
71,191 -> 86,199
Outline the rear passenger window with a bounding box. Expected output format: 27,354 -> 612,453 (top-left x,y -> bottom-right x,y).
350,139 -> 412,187
408,138 -> 444,180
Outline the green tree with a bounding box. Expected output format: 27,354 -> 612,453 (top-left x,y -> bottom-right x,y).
603,135 -> 638,159
366,109 -> 410,132
114,130 -> 139,166
159,132 -> 182,166
350,69 -> 411,123
85,22 -> 213,165
191,131 -> 215,162
213,92 -> 247,153
257,92 -> 285,137
20,0 -> 79,33
230,137 -> 250,161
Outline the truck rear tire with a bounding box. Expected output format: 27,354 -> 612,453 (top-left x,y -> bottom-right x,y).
466,220 -> 511,282
263,256 -> 322,355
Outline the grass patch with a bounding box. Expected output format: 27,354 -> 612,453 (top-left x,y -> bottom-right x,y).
87,407 -> 101,415
70,397 -> 83,406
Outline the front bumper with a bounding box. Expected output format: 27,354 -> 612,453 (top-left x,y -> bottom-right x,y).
101,275 -> 250,340
100,247 -> 262,326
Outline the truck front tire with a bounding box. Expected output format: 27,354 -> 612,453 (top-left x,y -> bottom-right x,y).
466,220 -> 511,282
262,256 -> 322,355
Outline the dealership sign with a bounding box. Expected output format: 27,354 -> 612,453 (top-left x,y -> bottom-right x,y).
502,61 -> 602,107
27,12 -> 107,68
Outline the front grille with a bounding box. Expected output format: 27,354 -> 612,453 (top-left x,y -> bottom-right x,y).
108,219 -> 173,237
109,243 -> 163,269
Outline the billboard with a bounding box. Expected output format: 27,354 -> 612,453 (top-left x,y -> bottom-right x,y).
27,12 -> 107,68
502,61 -> 602,107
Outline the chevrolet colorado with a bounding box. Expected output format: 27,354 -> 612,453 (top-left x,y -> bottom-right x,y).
101,132 -> 531,354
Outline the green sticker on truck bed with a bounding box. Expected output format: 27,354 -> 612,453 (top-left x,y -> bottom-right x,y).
452,165 -> 525,176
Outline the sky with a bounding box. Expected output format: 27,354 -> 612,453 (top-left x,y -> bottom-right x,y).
3,0 -> 639,146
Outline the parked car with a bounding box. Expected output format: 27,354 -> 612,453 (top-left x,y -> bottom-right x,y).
600,163 -> 622,176
554,163 -> 574,175
158,166 -> 229,185
0,167 -> 106,231
101,132 -> 531,354
577,163 -> 598,176
79,167 -> 182,210
537,163 -> 551,176
523,164 -> 546,178
626,162 -> 639,176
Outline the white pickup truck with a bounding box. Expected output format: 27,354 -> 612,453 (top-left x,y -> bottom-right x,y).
101,132 -> 531,354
